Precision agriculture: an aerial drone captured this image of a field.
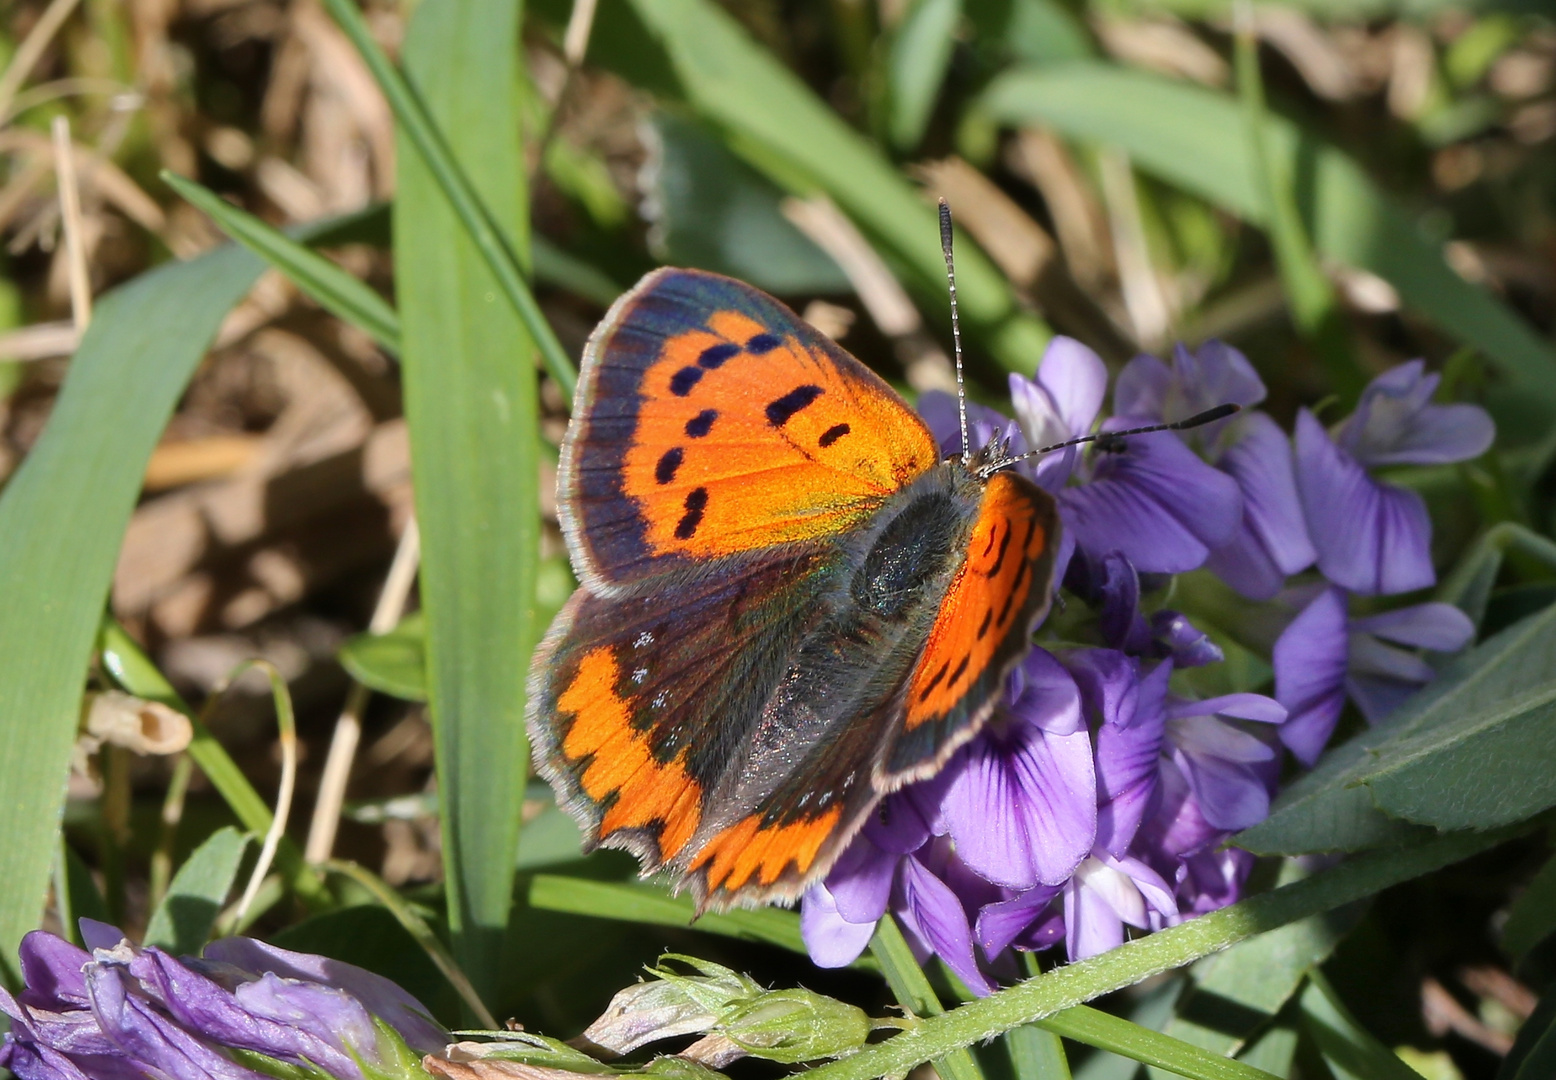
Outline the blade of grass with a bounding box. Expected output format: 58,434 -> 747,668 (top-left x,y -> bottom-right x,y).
1232,8 -> 1359,404
982,64 -> 1556,412
162,171 -> 401,353
870,915 -> 986,1080
395,0 -> 539,1012
1040,1008 -> 1281,1080
0,240 -> 264,982
1299,972 -> 1425,1080
614,0 -> 1050,374
319,0 -> 576,402
1007,1024 -> 1071,1080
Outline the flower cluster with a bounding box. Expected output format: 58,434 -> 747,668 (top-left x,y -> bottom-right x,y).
0,920 -> 448,1080
802,340 -> 1492,991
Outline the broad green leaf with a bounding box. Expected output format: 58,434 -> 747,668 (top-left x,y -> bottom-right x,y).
0,240 -> 263,980
1147,863 -> 1362,1077
144,826 -> 250,956
981,65 -> 1556,410
1504,853 -> 1556,958
162,172 -> 400,353
888,0 -> 962,151
647,112 -> 850,294
613,0 -> 1051,373
340,612 -> 428,702
1501,982 -> 1556,1080
1299,973 -> 1425,1080
396,0 -> 538,1008
1239,601 -> 1556,855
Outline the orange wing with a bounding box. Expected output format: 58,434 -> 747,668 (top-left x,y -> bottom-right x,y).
880,470 -> 1060,785
559,268 -> 940,590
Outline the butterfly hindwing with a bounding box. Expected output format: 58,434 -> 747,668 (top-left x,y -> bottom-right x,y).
560,268 -> 940,591
881,470 -> 1060,784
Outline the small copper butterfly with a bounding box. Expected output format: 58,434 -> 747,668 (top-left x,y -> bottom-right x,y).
527,207 -> 1230,910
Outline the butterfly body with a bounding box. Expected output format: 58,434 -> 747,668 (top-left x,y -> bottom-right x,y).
528,267 -> 1059,909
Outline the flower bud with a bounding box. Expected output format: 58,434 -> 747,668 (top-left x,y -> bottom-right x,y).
716,989 -> 871,1064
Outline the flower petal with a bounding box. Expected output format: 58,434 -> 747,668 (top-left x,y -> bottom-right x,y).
1206,411 -> 1316,599
801,884 -> 877,969
1351,602 -> 1474,652
1173,746 -> 1272,831
1169,693 -> 1287,726
824,838 -> 898,925
1111,353 -> 1173,421
1341,361 -> 1495,466
1273,586 -> 1350,766
1346,672 -> 1425,724
1295,410 -> 1434,595
17,931 -> 92,1008
1090,660 -> 1171,854
943,724 -> 1097,888
897,857 -> 993,995
1062,433 -> 1242,573
976,886 -> 1062,957
1035,337 -> 1108,437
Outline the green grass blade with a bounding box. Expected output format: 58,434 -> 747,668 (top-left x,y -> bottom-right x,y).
0,242 -> 263,981
161,171 -> 401,353
870,915 -> 986,1080
982,64 -> 1556,409
1007,1024 -> 1071,1080
1040,1007 -> 1281,1080
1299,972 -> 1425,1080
395,0 -> 539,1012
887,0 -> 962,151
320,0 -> 576,402
144,825 -> 250,955
618,0 -> 1050,374
1232,18 -> 1358,403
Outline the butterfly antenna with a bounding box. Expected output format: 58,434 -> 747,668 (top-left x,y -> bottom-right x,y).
979,403 -> 1242,479
939,199 -> 970,465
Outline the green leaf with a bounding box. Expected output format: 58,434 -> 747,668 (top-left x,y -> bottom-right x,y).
144,826 -> 250,955
161,172 -> 401,354
320,0 -> 576,402
614,0 -> 1050,373
1501,981 -> 1556,1080
1039,1008 -> 1284,1080
58,842 -> 109,945
0,241 -> 263,979
981,64 -> 1556,411
395,0 -> 539,1010
1504,852 -> 1556,958
1299,972 -> 1425,1080
646,112 -> 850,294
1007,1025 -> 1071,1080
1239,601 -> 1556,855
888,0 -> 962,151
340,613 -> 428,702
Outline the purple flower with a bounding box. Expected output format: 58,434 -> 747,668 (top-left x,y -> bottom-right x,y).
1061,852 -> 1178,962
0,923 -> 446,1080
1273,585 -> 1475,764
1070,550 -> 1223,667
939,649 -> 1096,890
1115,342 -> 1315,599
1163,694 -> 1286,832
1007,336 -> 1108,492
1296,361 -> 1493,596
1067,650 -> 1171,855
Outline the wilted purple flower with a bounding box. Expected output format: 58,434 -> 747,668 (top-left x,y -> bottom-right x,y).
0,922 -> 447,1080
1273,585 -> 1475,764
1115,342 -> 1316,599
1296,361 -> 1494,596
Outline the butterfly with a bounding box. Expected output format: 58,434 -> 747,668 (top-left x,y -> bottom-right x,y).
526,216 -> 1231,912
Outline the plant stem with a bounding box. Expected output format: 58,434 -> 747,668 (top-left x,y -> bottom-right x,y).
802,825 -> 1526,1080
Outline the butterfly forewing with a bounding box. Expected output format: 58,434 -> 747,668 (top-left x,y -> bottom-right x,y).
560,268 -> 940,591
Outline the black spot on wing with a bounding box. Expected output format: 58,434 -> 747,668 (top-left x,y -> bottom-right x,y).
670,366 -> 703,396
819,423 -> 850,448
676,487 -> 709,540
977,609 -> 992,640
746,333 -> 782,354
947,654 -> 971,690
988,524 -> 1013,577
918,659 -> 950,703
685,409 -> 717,438
699,343 -> 740,369
656,447 -> 683,485
766,385 -> 825,427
